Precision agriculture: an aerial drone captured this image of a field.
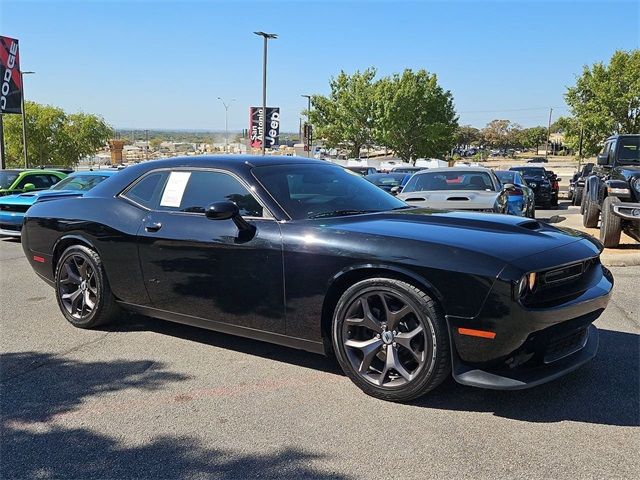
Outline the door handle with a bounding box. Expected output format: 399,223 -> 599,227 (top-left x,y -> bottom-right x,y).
145,222 -> 162,232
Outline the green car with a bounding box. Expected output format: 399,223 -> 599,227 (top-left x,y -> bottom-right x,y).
0,169 -> 68,197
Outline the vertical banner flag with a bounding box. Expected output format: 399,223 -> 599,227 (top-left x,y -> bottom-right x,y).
0,36 -> 21,114
249,107 -> 280,149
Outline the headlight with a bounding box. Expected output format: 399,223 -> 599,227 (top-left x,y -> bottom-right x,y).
529,182 -> 537,188
517,272 -> 537,297
633,178 -> 640,194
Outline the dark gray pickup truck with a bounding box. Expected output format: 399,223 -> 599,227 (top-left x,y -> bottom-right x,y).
582,134 -> 640,247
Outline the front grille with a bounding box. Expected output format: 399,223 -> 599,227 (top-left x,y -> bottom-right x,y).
542,262 -> 585,285
0,204 -> 29,213
544,327 -> 588,363
0,223 -> 21,232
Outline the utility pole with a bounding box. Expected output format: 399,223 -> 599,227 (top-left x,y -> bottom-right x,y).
301,94 -> 312,157
545,107 -> 553,160
0,114 -> 5,170
217,97 -> 235,153
254,31 -> 277,156
145,129 -> 149,161
20,71 -> 35,168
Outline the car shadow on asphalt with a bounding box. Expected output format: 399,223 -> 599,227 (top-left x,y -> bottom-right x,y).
116,317 -> 639,428
0,351 -> 352,480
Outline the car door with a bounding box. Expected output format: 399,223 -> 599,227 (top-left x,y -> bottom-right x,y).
133,168 -> 285,334
16,173 -> 57,191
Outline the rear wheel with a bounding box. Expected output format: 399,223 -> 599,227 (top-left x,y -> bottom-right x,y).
332,278 -> 450,402
573,187 -> 583,206
600,196 -> 622,248
55,245 -> 120,328
582,194 -> 600,228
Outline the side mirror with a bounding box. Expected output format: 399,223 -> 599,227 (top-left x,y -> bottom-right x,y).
23,183 -> 36,192
597,154 -> 609,166
205,201 -> 253,232
503,183 -> 516,191
390,186 -> 402,196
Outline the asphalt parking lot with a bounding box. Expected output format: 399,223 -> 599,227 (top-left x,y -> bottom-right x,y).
1,237 -> 638,479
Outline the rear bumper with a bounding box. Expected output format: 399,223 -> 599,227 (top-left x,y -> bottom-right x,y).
447,259 -> 612,390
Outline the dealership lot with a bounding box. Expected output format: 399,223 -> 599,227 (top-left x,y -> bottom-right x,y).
1,238 -> 638,479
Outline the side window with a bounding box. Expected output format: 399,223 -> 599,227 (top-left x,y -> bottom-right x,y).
17,174 -> 53,189
48,175 -> 62,185
608,141 -> 617,162
158,170 -> 264,217
123,171 -> 169,209
601,142 -> 611,160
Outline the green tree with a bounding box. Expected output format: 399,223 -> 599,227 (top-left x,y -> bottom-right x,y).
308,68 -> 377,158
518,126 -> 548,153
375,69 -> 458,162
564,49 -> 640,155
481,119 -> 521,150
456,125 -> 481,147
3,101 -> 111,167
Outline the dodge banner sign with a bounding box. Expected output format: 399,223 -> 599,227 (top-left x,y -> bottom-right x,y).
249,107 -> 280,149
0,36 -> 21,114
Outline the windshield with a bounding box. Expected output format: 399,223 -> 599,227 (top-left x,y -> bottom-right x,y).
0,171 -> 19,189
495,171 -> 517,184
618,137 -> 639,163
252,163 -> 406,220
366,173 -> 407,187
52,174 -> 111,191
510,167 -> 546,177
403,171 -> 497,193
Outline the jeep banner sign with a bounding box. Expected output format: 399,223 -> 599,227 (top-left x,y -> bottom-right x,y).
0,36 -> 21,114
249,107 -> 280,149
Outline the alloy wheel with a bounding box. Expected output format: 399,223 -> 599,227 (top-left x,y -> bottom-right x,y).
58,254 -> 98,320
341,290 -> 430,388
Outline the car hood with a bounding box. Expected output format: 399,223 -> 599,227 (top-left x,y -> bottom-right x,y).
617,165 -> 640,179
0,189 -> 79,206
397,190 -> 499,210
315,209 -> 597,263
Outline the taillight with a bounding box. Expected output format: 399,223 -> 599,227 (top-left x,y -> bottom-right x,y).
508,188 -> 524,196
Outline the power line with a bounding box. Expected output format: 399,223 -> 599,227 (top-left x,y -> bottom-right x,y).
458,106 -> 569,114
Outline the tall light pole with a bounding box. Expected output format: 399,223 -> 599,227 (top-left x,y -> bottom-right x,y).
545,106 -> 553,160
217,97 -> 235,153
20,71 -> 35,168
253,31 -> 277,156
301,94 -> 311,157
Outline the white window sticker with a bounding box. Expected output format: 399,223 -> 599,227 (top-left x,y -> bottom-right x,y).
160,171 -> 191,207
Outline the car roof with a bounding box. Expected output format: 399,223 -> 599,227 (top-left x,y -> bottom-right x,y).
606,134 -> 640,140
139,155 -> 330,170
68,169 -> 119,177
412,166 -> 494,175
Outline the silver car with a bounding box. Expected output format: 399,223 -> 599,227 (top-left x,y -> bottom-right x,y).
397,167 -> 512,213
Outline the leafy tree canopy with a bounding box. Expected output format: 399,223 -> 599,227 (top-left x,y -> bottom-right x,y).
564,49 -> 640,155
375,69 -> 458,162
3,101 -> 112,167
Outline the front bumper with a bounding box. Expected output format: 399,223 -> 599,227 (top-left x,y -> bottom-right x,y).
447,247 -> 613,390
612,201 -> 640,222
0,212 -> 24,237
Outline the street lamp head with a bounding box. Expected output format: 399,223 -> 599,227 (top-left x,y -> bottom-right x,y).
301,94 -> 311,99
253,31 -> 278,39
21,71 -> 36,75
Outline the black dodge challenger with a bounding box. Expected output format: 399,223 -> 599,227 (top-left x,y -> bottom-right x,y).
21,156 -> 613,402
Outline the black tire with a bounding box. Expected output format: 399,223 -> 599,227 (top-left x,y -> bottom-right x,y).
600,196 -> 622,248
55,245 -> 120,328
331,278 -> 450,402
552,194 -> 558,207
528,203 -> 536,219
567,189 -> 574,201
573,187 -> 583,206
582,194 -> 600,228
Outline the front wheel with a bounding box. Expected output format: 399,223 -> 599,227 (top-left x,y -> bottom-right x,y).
55,245 -> 120,328
582,195 -> 600,228
331,278 -> 450,402
600,196 -> 622,248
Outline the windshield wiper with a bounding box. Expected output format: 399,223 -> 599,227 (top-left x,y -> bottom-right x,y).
309,209 -> 379,219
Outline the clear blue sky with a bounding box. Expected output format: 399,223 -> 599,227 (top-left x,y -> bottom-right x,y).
2,0 -> 638,131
